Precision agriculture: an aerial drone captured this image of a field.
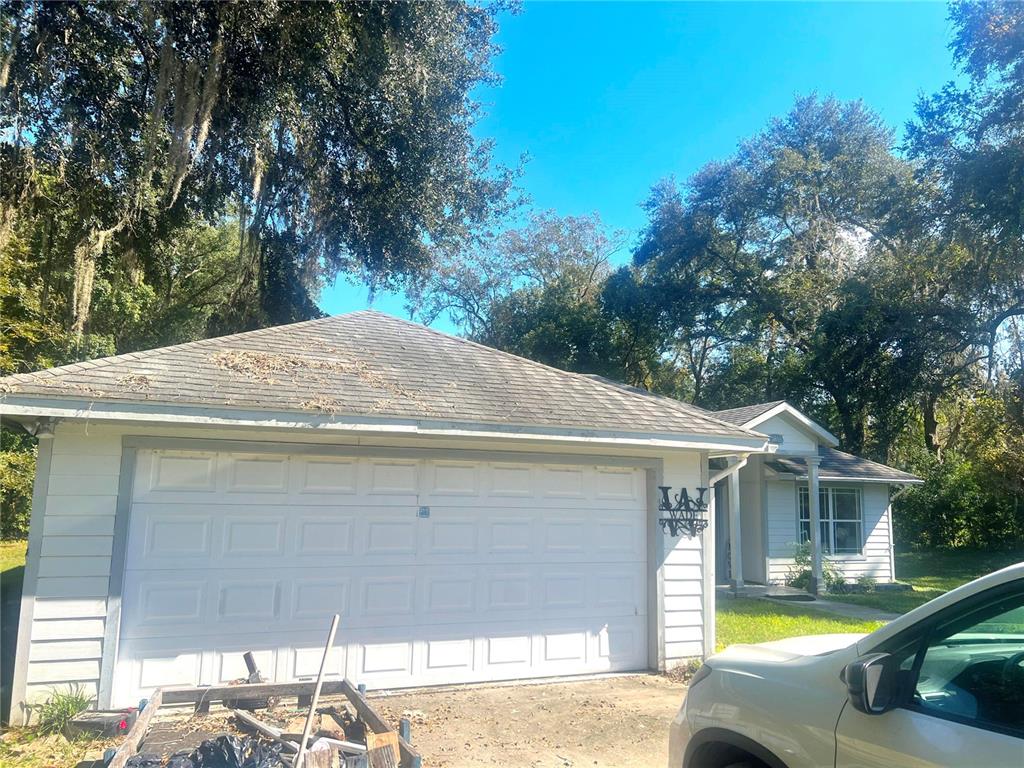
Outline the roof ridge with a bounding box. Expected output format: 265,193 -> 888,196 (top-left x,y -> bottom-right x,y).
372,316 -> 762,438
715,399 -> 787,415
579,374 -> 765,437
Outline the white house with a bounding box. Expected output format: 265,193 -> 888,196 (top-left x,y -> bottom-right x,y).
0,311 -> 771,724
710,401 -> 922,591
0,313 -> 922,724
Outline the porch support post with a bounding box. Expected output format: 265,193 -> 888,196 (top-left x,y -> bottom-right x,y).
728,460 -> 743,589
701,453 -> 715,658
807,455 -> 822,595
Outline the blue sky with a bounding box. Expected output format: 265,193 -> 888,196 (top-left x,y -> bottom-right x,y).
322,1 -> 958,328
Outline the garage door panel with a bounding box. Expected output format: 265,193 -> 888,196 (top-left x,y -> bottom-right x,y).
135,513 -> 213,562
147,452 -> 217,493
128,579 -> 207,626
291,644 -> 346,679
300,458 -> 358,495
594,567 -> 645,612
423,516 -> 478,556
363,517 -> 418,557
594,467 -> 641,501
295,516 -> 355,556
223,515 -> 286,557
425,461 -> 480,497
421,568 -> 477,617
484,516 -> 534,556
366,460 -> 418,495
291,578 -> 350,621
116,450 -> 648,704
225,454 -> 290,493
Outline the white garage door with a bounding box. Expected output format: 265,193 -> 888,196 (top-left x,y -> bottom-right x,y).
112,449 -> 648,705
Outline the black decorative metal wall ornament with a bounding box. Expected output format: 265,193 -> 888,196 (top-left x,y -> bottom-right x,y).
658,486 -> 710,538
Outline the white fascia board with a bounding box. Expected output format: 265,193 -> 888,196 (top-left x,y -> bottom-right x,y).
817,475 -> 924,485
0,396 -> 772,454
741,402 -> 840,448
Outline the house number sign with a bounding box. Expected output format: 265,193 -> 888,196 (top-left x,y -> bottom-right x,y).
658,486 -> 710,538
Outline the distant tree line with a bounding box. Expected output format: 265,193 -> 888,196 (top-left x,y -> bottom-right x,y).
1,2 -> 1021,549
414,2 -> 1024,552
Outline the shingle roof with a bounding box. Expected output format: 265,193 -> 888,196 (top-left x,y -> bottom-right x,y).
0,311 -> 763,441
714,401 -> 787,426
765,446 -> 922,484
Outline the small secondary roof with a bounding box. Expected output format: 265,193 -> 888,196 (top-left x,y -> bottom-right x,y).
765,447 -> 922,485
0,311 -> 766,447
716,400 -> 839,448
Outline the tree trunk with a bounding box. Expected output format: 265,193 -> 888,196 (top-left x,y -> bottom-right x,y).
833,392 -> 865,455
922,394 -> 941,458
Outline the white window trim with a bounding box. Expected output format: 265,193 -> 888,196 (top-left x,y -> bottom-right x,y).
798,484 -> 864,557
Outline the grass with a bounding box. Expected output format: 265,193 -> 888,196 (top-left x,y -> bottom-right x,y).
0,729 -> 118,768
35,685 -> 93,736
717,596 -> 884,650
0,539 -> 27,578
826,549 -> 1023,615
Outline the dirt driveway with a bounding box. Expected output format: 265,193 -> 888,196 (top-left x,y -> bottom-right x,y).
372,674 -> 686,768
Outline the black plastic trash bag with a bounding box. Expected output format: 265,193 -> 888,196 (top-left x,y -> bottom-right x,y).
125,754 -> 163,768
166,750 -> 197,768
191,734 -> 284,768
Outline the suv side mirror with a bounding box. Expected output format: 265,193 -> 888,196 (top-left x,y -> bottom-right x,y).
844,653 -> 897,714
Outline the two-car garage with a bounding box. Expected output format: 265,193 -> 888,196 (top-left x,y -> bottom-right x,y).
113,448 -> 649,705
5,311 -> 770,719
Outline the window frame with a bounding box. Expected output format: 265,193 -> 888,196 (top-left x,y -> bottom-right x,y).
797,484 -> 864,556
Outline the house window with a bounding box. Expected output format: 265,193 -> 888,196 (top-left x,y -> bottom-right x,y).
798,486 -> 863,555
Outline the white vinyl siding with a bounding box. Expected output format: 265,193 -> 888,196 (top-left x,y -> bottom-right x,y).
751,414 -> 818,454
660,452 -> 705,665
21,429 -> 120,709
766,480 -> 894,584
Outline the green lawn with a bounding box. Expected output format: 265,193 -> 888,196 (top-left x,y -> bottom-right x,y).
826,549 -> 1023,614
1,539 -> 28,576
717,596 -> 883,650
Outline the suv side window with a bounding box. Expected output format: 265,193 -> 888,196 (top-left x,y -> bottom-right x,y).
907,591 -> 1024,735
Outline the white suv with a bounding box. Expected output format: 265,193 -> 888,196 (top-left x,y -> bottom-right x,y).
669,563 -> 1024,768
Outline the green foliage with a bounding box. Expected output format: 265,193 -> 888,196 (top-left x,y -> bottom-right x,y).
416,211 -> 659,381
785,541 -> 845,591
34,685 -> 92,735
2,0 -> 513,337
856,574 -> 878,592
893,387 -> 1024,550
0,429 -> 36,539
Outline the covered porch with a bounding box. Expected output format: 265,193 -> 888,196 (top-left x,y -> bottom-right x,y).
713,448 -> 922,594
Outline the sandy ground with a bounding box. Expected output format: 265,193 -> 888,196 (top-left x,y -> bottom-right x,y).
1,674 -> 685,768
371,674 -> 686,768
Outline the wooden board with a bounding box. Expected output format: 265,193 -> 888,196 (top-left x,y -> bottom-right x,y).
106,688 -> 163,768
338,680 -> 421,768
366,731 -> 399,768
162,680 -> 350,705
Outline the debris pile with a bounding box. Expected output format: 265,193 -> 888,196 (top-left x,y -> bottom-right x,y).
126,734 -> 284,768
